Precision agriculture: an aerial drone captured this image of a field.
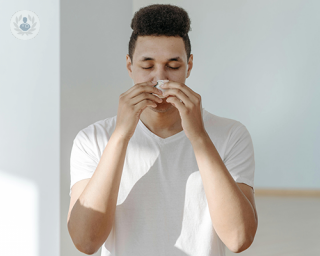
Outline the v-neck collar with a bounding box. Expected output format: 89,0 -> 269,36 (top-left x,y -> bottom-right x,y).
138,107 -> 206,145
138,118 -> 185,145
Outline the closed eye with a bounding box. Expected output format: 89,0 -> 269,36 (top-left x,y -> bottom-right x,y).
142,66 -> 180,70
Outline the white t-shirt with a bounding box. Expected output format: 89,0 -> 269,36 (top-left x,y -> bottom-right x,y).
69,108 -> 255,256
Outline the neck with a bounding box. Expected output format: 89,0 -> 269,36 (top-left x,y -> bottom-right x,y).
139,104 -> 182,136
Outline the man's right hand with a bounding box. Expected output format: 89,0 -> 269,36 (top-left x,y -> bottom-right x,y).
114,81 -> 163,140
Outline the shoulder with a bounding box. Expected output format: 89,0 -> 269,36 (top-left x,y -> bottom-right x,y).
74,115 -> 117,149
203,108 -> 246,139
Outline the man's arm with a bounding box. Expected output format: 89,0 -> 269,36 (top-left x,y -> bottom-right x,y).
67,131 -> 129,255
191,133 -> 258,253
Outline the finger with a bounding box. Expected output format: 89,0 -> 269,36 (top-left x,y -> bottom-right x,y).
122,81 -> 159,97
163,88 -> 191,107
161,81 -> 199,102
131,92 -> 163,106
166,96 -> 184,110
129,81 -> 163,99
134,98 -> 158,112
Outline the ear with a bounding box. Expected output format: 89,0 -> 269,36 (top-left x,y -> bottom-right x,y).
126,54 -> 133,79
186,54 -> 193,79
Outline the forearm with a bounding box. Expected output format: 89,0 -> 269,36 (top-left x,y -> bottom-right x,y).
191,132 -> 257,252
68,131 -> 129,253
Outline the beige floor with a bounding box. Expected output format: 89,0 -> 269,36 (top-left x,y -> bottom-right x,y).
225,195 -> 320,256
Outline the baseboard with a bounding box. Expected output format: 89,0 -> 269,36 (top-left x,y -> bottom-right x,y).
254,188 -> 320,197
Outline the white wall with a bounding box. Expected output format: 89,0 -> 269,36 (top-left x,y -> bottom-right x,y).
0,1 -> 59,256
133,0 -> 320,189
60,1 -> 133,255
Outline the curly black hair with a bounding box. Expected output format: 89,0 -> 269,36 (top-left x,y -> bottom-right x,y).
128,4 -> 192,64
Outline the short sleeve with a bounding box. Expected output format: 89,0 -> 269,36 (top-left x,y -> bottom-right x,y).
69,129 -> 99,197
223,123 -> 255,193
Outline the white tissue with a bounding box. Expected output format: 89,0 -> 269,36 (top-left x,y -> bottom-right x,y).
153,80 -> 169,99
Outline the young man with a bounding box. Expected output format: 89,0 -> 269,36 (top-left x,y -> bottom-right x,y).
67,4 -> 258,256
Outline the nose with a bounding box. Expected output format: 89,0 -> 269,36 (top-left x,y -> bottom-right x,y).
151,67 -> 169,85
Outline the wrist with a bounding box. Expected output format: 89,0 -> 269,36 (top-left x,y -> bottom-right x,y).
190,131 -> 210,148
111,130 -> 131,144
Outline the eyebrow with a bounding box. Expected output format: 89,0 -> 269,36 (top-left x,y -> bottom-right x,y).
139,56 -> 183,62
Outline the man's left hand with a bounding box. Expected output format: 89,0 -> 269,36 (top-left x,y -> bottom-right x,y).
161,81 -> 207,142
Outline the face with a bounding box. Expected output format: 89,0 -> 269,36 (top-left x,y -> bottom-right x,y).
126,35 -> 193,113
